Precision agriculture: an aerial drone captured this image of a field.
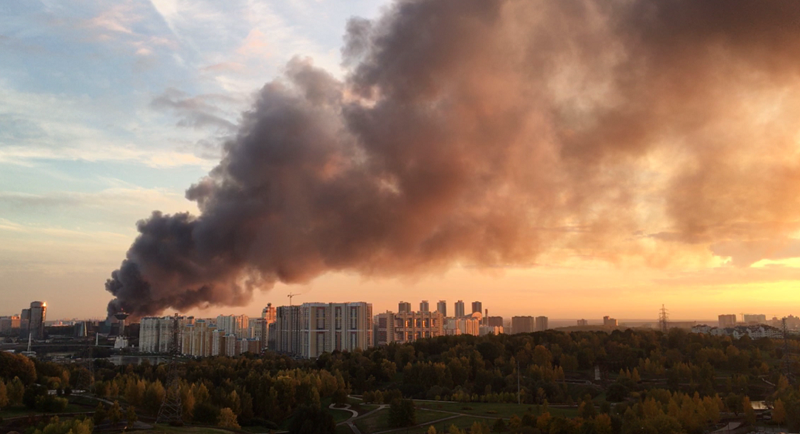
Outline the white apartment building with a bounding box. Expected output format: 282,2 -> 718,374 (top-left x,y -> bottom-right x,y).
444,315 -> 480,336
139,315 -> 192,353
274,303 -> 372,358
216,314 -> 249,338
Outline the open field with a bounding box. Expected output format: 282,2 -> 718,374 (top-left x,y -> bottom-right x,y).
408,416 -> 500,434
414,401 -> 578,419
147,425 -> 235,434
0,404 -> 87,419
355,409 -> 447,433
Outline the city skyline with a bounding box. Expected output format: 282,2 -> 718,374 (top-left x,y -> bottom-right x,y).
3,1 -> 800,321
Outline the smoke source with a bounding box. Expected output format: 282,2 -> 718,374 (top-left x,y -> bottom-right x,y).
106,0 -> 800,317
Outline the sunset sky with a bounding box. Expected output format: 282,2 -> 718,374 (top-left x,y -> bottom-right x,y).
2,0 -> 800,322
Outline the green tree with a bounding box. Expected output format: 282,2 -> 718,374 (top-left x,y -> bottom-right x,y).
193,402 -> 220,425
389,399 -> 416,428
492,418 -> 508,433
332,387 -> 348,406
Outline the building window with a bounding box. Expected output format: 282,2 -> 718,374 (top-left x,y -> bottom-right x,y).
316,307 -> 325,330
350,307 -> 358,329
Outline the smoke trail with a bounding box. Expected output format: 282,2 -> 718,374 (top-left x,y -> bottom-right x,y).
106,0 -> 800,317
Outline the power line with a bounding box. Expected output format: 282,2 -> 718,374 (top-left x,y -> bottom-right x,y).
658,304 -> 669,334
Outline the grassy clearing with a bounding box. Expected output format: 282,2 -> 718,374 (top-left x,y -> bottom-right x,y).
337,424 -> 355,434
414,401 -> 577,419
330,407 -> 355,424
354,408 -> 446,434
0,404 -> 87,419
409,416 -> 499,434
148,425 -> 234,434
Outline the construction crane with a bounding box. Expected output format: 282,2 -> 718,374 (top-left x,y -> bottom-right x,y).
287,293 -> 300,306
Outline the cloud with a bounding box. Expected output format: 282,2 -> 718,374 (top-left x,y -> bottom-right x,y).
150,88 -> 238,131
106,0 -> 800,317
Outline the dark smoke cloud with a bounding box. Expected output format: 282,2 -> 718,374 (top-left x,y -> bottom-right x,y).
106,0 -> 800,317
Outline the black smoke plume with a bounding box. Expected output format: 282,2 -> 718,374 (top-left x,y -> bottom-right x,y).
106,0 -> 800,317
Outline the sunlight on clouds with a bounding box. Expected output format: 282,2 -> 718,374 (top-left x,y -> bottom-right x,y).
750,257 -> 800,268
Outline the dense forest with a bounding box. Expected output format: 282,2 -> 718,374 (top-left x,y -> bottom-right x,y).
1,328 -> 799,433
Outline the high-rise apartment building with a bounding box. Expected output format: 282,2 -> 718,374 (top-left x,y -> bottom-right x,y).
0,315 -> 20,333
29,302 -> 47,340
375,310 -> 444,345
262,303 -> 276,322
398,301 -> 412,313
420,300 -> 430,312
275,303 -> 372,358
577,319 -> 589,327
511,316 -> 535,334
274,306 -> 302,354
20,309 -> 31,336
718,314 -> 737,328
472,301 -> 482,314
603,316 -> 618,327
139,315 -> 191,353
455,300 -> 465,318
444,315 -> 481,336
535,316 -> 548,332
743,314 -> 767,325
181,319 -> 219,357
487,316 -> 504,327
437,300 -> 447,317
479,325 -> 503,336
300,302 -> 372,358
216,314 -> 249,338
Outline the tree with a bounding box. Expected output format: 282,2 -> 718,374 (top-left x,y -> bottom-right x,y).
219,407 -> 241,429
470,421 -> 489,434
288,405 -> 336,434
125,379 -> 145,407
772,399 -> 786,425
94,402 -> 107,425
127,405 -> 138,428
428,426 -> 438,434
742,397 -> 756,426
108,400 -> 123,426
389,399 -> 416,428
193,402 -> 220,425
0,380 -> 8,409
579,395 -> 597,419
332,387 -> 348,406
22,384 -> 47,409
594,414 -> 613,434
6,377 -> 24,405
492,418 -> 508,433
144,380 -> 166,415
0,352 -> 36,384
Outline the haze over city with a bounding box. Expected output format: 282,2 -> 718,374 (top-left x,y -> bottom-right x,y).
2,0 -> 800,322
